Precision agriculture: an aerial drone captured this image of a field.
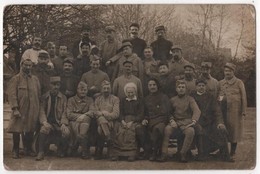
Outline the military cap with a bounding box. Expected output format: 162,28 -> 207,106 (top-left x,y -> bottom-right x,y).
155,25 -> 166,32
105,26 -> 116,32
176,80 -> 186,87
50,76 -> 61,83
196,78 -> 207,85
90,55 -> 101,62
120,41 -> 133,50
63,57 -> 74,65
38,50 -> 50,58
224,62 -> 236,71
101,80 -> 111,87
201,62 -> 212,68
184,63 -> 195,70
130,23 -> 140,29
20,58 -> 33,65
123,60 -> 133,66
171,45 -> 182,51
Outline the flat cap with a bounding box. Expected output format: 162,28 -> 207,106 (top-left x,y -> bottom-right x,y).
105,26 -> 116,32
184,63 -> 195,70
224,62 -> 236,71
63,57 -> 74,65
123,60 -> 133,66
90,55 -> 101,62
101,80 -> 111,87
196,78 -> 207,85
38,50 -> 50,58
120,41 -> 132,50
171,45 -> 182,51
50,76 -> 61,83
130,23 -> 140,29
155,25 -> 165,32
201,62 -> 212,68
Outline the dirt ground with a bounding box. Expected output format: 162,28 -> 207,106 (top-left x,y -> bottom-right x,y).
3,104 -> 256,171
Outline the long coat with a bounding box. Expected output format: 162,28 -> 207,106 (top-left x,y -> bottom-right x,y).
219,76 -> 247,142
7,72 -> 41,133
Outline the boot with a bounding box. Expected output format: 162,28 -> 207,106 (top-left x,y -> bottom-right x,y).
94,148 -> 103,160
149,150 -> 157,161
12,149 -> 19,159
81,138 -> 90,159
35,152 -> 44,161
196,135 -> 206,161
12,133 -> 20,159
180,152 -> 188,163
157,153 -> 167,162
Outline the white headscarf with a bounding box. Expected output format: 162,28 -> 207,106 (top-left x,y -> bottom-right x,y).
124,82 -> 137,100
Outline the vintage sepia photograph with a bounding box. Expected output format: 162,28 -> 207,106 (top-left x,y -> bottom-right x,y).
3,4 -> 256,171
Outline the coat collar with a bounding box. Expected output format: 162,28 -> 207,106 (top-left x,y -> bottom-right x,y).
74,95 -> 88,103
224,76 -> 237,85
125,96 -> 137,101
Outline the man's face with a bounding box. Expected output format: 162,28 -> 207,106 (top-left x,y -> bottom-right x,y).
22,60 -> 33,74
81,45 -> 90,56
106,30 -> 115,40
156,30 -> 165,39
224,68 -> 234,80
33,37 -> 42,48
196,83 -> 206,94
123,46 -> 132,57
123,63 -> 133,74
148,80 -> 158,94
38,56 -> 49,65
81,30 -> 90,41
129,26 -> 139,38
201,67 -> 210,78
59,46 -> 68,57
50,82 -> 60,95
144,48 -> 153,59
47,45 -> 56,56
176,84 -> 186,96
63,62 -> 73,73
126,87 -> 135,99
77,86 -> 88,98
102,84 -> 111,97
184,67 -> 194,79
159,65 -> 169,75
90,60 -> 100,72
172,49 -> 182,61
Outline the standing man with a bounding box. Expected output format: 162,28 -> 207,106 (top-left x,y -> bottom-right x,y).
72,24 -> 96,58
150,25 -> 173,62
113,60 -> 143,100
99,26 -> 121,78
46,42 -> 58,60
128,23 -> 147,59
60,58 -> 80,98
219,63 -> 247,160
183,63 -> 197,95
81,56 -> 110,98
168,45 -> 190,79
200,62 -> 219,99
94,80 -> 120,159
7,59 -> 41,159
52,45 -> 69,75
32,50 -> 56,94
36,76 -> 70,161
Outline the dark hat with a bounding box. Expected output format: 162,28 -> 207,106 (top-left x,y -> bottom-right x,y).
130,23 -> 140,29
155,25 -> 165,32
120,41 -> 132,51
63,57 -> 74,65
171,45 -> 182,51
201,62 -> 212,68
196,78 -> 207,85
50,76 -> 61,83
224,62 -> 236,71
176,80 -> 186,87
81,24 -> 91,32
90,55 -> 101,62
123,60 -> 133,66
184,63 -> 195,70
38,50 -> 50,58
101,80 -> 111,87
105,26 -> 116,32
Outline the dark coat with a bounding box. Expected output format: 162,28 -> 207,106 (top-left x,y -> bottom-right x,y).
151,38 -> 173,62
130,37 -> 147,59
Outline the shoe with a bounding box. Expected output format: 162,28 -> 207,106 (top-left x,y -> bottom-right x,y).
81,150 -> 90,159
110,156 -> 119,161
25,150 -> 36,157
180,153 -> 188,163
128,156 -> 135,162
149,154 -> 156,161
12,150 -> 20,159
157,153 -> 167,162
36,152 -> 44,161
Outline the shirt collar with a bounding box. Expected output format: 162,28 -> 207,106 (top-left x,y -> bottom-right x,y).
126,96 -> 137,101
225,76 -> 237,85
75,95 -> 88,103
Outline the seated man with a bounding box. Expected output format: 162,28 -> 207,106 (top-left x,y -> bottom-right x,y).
93,80 -> 119,159
36,76 -> 70,161
159,80 -> 201,162
67,81 -> 95,159
191,79 -> 234,162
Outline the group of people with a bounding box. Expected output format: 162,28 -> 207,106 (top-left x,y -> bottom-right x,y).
6,23 -> 247,164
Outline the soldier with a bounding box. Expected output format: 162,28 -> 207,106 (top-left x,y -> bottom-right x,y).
32,50 -> 56,94
219,63 -> 247,160
128,23 -> 147,59
7,59 -> 40,159
159,80 -> 201,163
67,81 -> 95,159
60,58 -> 80,98
46,42 -> 58,60
94,80 -> 120,159
150,25 -> 173,62
200,61 -> 219,99
183,63 -> 197,95
52,45 -> 69,75
190,79 -> 234,162
36,76 -> 70,161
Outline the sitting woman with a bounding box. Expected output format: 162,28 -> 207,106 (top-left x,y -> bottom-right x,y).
112,82 -> 144,162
